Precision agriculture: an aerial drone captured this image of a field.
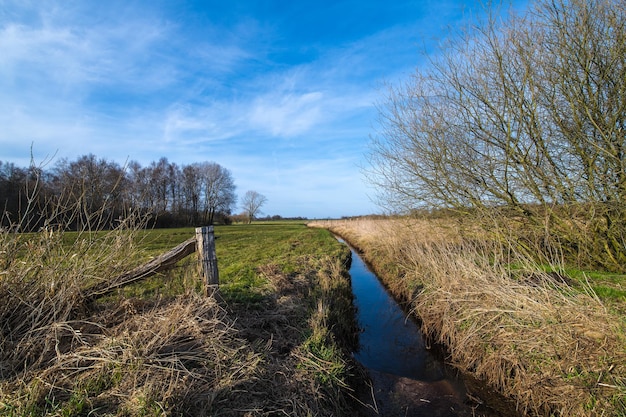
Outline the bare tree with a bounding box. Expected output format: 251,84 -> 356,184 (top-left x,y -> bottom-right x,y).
0,162 -> 28,228
180,164 -> 201,224
52,154 -> 127,230
241,190 -> 267,224
368,0 -> 626,270
196,162 -> 236,225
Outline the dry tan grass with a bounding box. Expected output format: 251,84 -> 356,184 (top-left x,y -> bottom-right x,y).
0,222 -> 145,378
310,218 -> 626,417
2,295 -> 261,415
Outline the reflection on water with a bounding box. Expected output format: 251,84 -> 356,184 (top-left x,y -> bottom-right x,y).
348,245 -> 445,380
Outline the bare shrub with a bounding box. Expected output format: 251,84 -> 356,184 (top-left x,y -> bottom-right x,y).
367,0 -> 626,272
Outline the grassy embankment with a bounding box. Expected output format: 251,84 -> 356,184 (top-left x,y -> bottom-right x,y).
0,221 -> 358,416
310,217 -> 626,417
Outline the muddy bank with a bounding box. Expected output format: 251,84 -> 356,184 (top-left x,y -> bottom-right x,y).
355,369 -> 507,417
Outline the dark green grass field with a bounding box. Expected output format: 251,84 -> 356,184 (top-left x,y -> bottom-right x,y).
115,221 -> 348,302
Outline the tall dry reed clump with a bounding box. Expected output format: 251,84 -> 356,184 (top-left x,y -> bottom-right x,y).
1,295 -> 261,415
311,218 -> 626,416
0,214 -> 148,378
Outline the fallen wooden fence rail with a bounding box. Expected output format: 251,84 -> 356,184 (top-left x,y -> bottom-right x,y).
84,226 -> 221,300
85,236 -> 197,299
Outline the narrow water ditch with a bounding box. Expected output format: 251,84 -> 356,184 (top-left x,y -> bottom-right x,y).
340,239 -> 513,417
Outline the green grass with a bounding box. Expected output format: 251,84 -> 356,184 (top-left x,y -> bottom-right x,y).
110,222 -> 347,304
505,260 -> 626,312
22,222 -> 349,308
214,222 -> 347,302
566,268 -> 626,314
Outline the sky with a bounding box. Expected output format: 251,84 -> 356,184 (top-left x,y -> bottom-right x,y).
0,0 -> 528,219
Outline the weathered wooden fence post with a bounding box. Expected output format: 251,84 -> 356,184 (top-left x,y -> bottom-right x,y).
196,226 -> 220,298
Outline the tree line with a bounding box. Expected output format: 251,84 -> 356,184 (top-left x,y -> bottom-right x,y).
0,155 -> 242,230
368,0 -> 626,272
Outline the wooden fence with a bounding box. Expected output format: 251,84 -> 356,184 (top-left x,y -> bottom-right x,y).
195,226 -> 220,298
86,226 -> 219,300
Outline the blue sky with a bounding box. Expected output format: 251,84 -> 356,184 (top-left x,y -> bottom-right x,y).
0,0 -> 528,218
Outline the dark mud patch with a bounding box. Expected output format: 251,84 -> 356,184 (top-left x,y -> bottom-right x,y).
354,369 -> 503,417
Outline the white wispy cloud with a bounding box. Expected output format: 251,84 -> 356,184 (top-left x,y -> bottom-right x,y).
249,91 -> 324,137
0,13 -> 171,91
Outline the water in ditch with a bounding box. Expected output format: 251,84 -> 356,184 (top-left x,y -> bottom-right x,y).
342,240 -> 512,417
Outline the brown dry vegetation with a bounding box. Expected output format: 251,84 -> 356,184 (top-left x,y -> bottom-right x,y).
0,223 -> 359,416
310,217 -> 626,417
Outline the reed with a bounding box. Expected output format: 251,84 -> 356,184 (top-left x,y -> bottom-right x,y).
0,212 -> 148,378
